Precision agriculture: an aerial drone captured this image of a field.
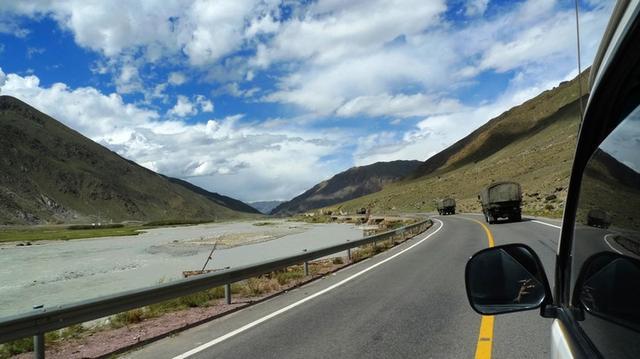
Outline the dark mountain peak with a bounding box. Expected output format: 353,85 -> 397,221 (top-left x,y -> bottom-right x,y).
271,160 -> 421,215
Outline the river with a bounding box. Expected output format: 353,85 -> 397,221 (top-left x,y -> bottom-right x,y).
0,220 -> 362,318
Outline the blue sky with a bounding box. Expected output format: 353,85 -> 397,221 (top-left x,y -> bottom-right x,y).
0,0 -> 613,202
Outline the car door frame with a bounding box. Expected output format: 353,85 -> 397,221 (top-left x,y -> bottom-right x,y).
553,1 -> 640,357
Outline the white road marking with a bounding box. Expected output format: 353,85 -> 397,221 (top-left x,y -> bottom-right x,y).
531,220 -> 561,229
604,234 -> 623,254
173,219 -> 445,359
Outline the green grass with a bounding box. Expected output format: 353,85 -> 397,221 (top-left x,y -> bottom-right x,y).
252,221 -> 277,226
142,219 -> 215,227
0,325 -> 85,358
67,223 -> 124,230
0,225 -> 142,243
288,215 -> 333,223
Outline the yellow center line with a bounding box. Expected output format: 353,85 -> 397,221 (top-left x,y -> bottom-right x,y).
470,218 -> 495,359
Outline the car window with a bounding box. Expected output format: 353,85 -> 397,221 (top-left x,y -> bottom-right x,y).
571,102 -> 640,358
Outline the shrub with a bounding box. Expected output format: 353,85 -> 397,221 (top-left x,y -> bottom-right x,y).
0,337 -> 33,358
110,308 -> 145,328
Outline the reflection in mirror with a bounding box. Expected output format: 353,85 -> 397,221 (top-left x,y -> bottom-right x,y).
572,102 -> 640,357
574,104 -> 640,261
466,244 -> 547,315
577,253 -> 640,332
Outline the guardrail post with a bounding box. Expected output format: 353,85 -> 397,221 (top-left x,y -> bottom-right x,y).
224,283 -> 231,305
304,261 -> 309,276
34,332 -> 44,359
347,248 -> 352,261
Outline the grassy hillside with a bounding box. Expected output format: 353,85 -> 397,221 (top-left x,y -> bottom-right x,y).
0,96 -> 259,225
271,160 -> 422,215
326,71 -> 591,218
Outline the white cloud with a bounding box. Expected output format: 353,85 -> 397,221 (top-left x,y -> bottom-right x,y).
336,93 -> 465,118
168,95 -> 197,117
196,95 -> 214,112
167,72 -> 187,86
115,64 -> 143,94
0,68 -> 344,201
465,0 -> 489,17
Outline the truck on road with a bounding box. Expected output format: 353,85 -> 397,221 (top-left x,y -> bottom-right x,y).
436,198 -> 456,215
586,208 -> 611,229
479,181 -> 522,224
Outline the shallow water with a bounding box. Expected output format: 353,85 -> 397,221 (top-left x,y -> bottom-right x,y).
0,220 -> 361,318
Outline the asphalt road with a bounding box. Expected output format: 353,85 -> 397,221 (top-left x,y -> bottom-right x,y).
123,214 -> 562,359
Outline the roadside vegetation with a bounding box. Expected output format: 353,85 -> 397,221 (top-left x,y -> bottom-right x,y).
0,225 -> 142,243
288,214 -> 334,224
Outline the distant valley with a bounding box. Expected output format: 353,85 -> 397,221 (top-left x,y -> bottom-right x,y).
249,201 -> 285,214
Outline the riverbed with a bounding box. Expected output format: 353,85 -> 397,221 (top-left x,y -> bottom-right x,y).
0,220 -> 362,318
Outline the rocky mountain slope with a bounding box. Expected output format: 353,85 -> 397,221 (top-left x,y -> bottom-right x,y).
271,160 -> 422,215
0,95 -> 259,225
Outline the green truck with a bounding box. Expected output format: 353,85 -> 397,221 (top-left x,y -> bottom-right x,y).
436,198 -> 456,215
479,181 -> 522,224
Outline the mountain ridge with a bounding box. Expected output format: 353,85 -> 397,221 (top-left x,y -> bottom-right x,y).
0,95 -> 258,225
271,160 -> 422,215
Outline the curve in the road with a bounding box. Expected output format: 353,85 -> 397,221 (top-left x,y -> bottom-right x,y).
173,219 -> 445,359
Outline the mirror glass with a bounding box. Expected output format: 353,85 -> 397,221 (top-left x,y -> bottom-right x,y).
466,244 -> 546,314
577,253 -> 640,331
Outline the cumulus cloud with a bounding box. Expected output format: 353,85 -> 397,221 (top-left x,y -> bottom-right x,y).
196,95 -> 214,112
257,0 -> 611,118
168,95 -> 197,117
167,72 -> 187,86
0,69 -> 344,201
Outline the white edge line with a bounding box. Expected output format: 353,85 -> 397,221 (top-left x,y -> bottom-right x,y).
531,220 -> 562,229
173,219 -> 444,359
604,234 -> 623,254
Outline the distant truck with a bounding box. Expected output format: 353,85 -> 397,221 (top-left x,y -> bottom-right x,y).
587,208 -> 611,229
479,181 -> 522,224
436,198 -> 456,215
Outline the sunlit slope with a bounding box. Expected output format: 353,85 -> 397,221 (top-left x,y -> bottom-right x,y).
0,96 -> 259,225
329,72 -> 590,218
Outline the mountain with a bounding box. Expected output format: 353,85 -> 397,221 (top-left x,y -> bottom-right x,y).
326,70 -> 591,217
0,95 -> 259,225
165,177 -> 260,214
271,160 -> 422,215
249,201 -> 285,214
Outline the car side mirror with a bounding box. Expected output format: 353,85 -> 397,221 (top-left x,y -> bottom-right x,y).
573,251 -> 640,331
465,244 -> 552,315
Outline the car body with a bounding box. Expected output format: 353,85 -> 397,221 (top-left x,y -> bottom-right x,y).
465,1 -> 640,358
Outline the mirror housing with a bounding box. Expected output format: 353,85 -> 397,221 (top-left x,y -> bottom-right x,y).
465,244 -> 553,315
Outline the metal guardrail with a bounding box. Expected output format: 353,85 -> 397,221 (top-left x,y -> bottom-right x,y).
0,218 -> 431,354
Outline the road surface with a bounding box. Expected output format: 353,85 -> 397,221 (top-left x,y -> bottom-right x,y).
123,214 -> 562,359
